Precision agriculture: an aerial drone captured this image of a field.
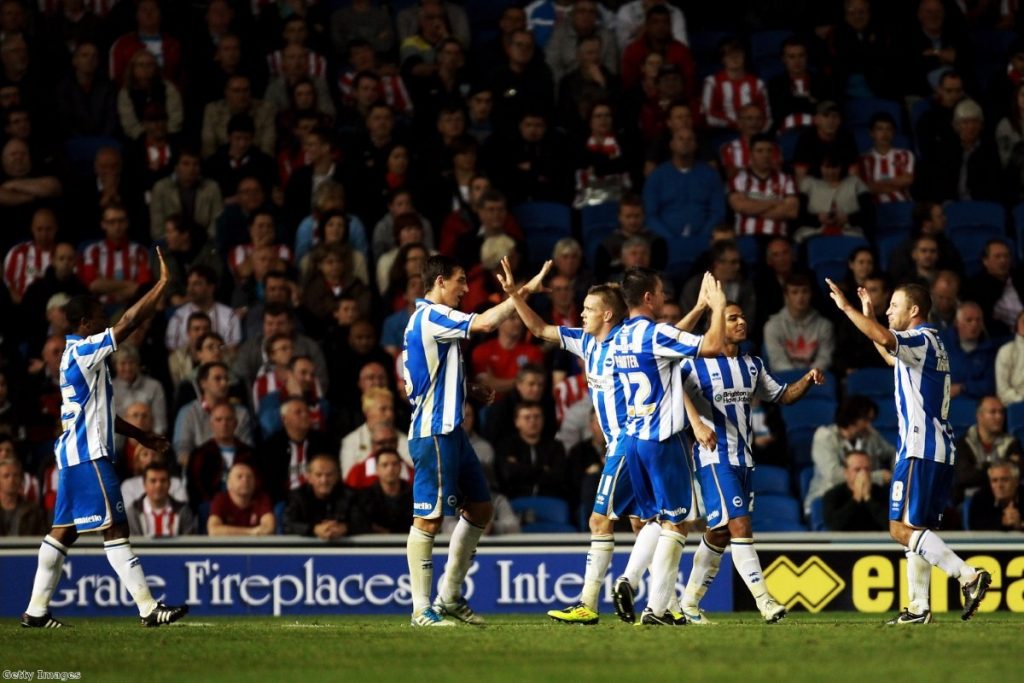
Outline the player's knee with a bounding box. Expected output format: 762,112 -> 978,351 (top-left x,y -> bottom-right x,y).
629,517 -> 646,534
588,513 -> 613,535
414,517 -> 443,535
50,526 -> 78,546
463,501 -> 493,527
728,516 -> 752,539
707,527 -> 730,547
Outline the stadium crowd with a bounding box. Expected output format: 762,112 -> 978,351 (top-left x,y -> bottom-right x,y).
1,0 -> 1024,540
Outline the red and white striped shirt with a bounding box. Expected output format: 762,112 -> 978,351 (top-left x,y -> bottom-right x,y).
344,453 -> 413,489
3,241 -> 53,300
288,439 -> 308,491
730,169 -> 797,237
719,138 -> 782,177
553,373 -> 588,425
80,239 -> 152,288
146,142 -> 173,173
338,71 -> 414,116
253,366 -> 327,430
701,72 -> 771,130
267,49 -> 327,78
38,0 -> 119,16
138,498 -> 182,538
859,147 -> 915,203
228,243 -> 293,277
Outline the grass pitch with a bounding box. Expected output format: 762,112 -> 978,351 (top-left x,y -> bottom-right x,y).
2,612 -> 1021,683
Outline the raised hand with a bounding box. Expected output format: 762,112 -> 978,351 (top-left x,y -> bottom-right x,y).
495,256 -> 518,296
857,286 -> 874,317
155,246 -> 170,284
520,259 -> 553,296
704,275 -> 726,309
825,278 -> 852,312
807,368 -> 826,385
695,272 -> 714,310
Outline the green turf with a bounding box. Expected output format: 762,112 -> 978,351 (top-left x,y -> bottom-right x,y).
2,612 -> 1021,683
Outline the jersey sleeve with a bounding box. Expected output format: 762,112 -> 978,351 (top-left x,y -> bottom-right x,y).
890,328 -> 928,367
558,326 -> 585,359
426,306 -> 475,341
754,359 -> 788,403
652,322 -> 702,359
72,328 -> 118,369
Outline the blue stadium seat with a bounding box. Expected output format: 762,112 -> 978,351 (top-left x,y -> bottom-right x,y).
875,201 -> 914,233
752,494 -> 806,532
962,494 -> 973,530
874,401 -> 899,430
812,261 -> 849,288
944,200 -> 1006,237
846,367 -> 895,399
735,235 -> 760,269
947,397 -> 978,434
809,496 -> 827,531
512,202 -> 573,267
197,501 -> 210,535
779,127 -> 801,162
843,98 -> 903,133
798,466 -> 814,503
1007,401 -> 1024,441
878,427 -> 900,449
752,465 -> 790,495
788,427 -> 816,467
780,399 -> 836,432
274,501 -> 286,535
771,368 -> 835,401
510,495 -> 571,528
909,99 -> 933,150
750,30 -> 794,66
806,235 -> 870,269
852,127 -> 911,154
580,202 -> 619,267
951,233 -> 1010,278
876,229 -> 908,272
522,520 -> 578,533
66,136 -> 121,177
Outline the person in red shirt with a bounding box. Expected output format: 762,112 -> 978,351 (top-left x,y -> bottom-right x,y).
620,4 -> 695,96
701,38 -> 771,131
108,0 -> 182,86
207,462 -> 275,536
80,203 -> 152,305
471,315 -> 545,397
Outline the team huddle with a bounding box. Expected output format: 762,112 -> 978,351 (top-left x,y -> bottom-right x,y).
400,253 -> 992,627
19,250 -> 992,629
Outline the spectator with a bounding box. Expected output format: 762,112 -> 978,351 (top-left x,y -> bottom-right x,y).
173,362 -> 253,468
572,102 -> 632,209
381,273 -> 424,358
615,0 -> 688,50
835,272 -> 894,376
471,316 -> 545,397
546,1 -> 617,86
793,155 -> 870,243
728,133 -> 799,239
568,407 -> 607,527
263,44 -> 335,121
300,243 -> 371,337
620,5 -> 693,95
966,239 -> 1023,337
941,302 -> 998,399
486,29 -> 555,135
915,70 -> 965,164
116,49 -> 183,140
483,110 -> 570,206
919,98 -> 1002,202
763,273 -> 834,372
372,191 -> 436,264
345,423 -> 414,489
159,216 -> 224,307
376,214 -> 430,296
830,0 -> 900,99
186,402 -> 256,510
259,354 -> 329,437
768,37 -> 828,133
126,461 -> 196,538
837,247 -> 876,301
331,360 -> 388,441
556,35 -> 619,138
80,203 -> 152,305
439,186 -> 524,266
680,239 -> 756,327
258,397 -> 335,505
349,447 -> 413,534
495,401 -> 569,500
905,0 -> 970,98
995,80 -> 1024,172
108,0 -> 182,86
700,38 -> 770,131
112,345 -> 167,435
3,207 -> 57,304
719,104 -> 773,182
888,201 -> 963,285
168,312 -> 211,388
201,76 -> 275,160
232,305 -> 329,391
149,149 -> 224,241
339,387 -> 411,480
0,457 -> 44,536
205,114 -> 278,201
803,396 -> 896,514
125,103 -> 176,195
859,112 -> 915,204
283,128 -> 347,233
337,40 -> 412,119
996,311 -> 1024,405
330,1 -> 395,57
792,101 -> 859,183
252,333 -> 295,414
822,451 -> 889,531
643,127 -> 725,249
20,242 -> 86,351
593,193 -> 667,281
753,237 -> 802,338
929,270 -> 961,331
283,453 -> 351,540
967,459 -> 1024,531
207,461 -> 275,536
0,138 -> 62,252
56,41 -> 117,138
165,266 -> 240,352
955,397 -> 1023,503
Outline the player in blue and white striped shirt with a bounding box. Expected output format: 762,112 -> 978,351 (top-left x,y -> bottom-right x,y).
22,249 -> 189,629
828,279 -> 991,624
402,253 -> 548,627
679,303 -> 824,624
611,267 -> 727,625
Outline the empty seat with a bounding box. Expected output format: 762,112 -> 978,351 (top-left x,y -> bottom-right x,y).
846,367 -> 895,399
806,235 -> 870,269
752,465 -> 790,495
512,202 -> 573,267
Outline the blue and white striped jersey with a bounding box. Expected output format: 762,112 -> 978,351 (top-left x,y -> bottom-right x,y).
558,325 -> 626,442
403,298 -> 476,439
683,355 -> 787,468
890,325 -> 956,464
55,330 -> 118,470
610,316 -> 703,442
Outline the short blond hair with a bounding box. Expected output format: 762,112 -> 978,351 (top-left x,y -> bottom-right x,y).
361,386 -> 393,412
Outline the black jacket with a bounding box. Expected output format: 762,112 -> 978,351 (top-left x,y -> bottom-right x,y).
257,430 -> 337,503
283,483 -> 353,536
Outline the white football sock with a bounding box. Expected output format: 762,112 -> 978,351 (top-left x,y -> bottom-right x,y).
905,547 -> 932,614
580,534 -> 615,610
440,516 -> 485,603
647,529 -> 686,616
104,538 -> 158,617
25,536 -> 68,617
623,522 -> 661,589
407,526 -> 435,613
682,535 -> 725,609
910,529 -> 977,585
731,538 -> 769,606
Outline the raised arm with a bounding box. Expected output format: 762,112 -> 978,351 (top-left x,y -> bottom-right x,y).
111,247 -> 171,345
676,272 -> 711,333
470,259 -> 552,334
495,257 -> 560,343
856,286 -> 895,367
697,277 -> 727,357
825,278 -> 895,353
